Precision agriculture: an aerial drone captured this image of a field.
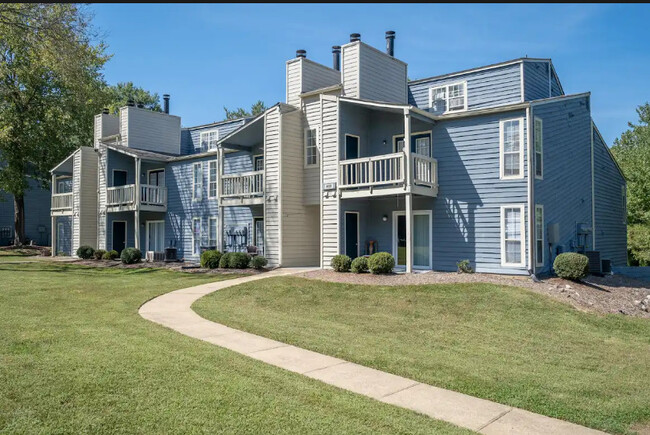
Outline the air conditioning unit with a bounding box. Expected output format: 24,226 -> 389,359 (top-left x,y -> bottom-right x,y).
585,251 -> 602,275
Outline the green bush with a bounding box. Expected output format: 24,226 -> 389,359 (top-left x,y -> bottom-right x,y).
201,250 -> 222,269
628,224 -> 650,266
368,252 -> 395,274
76,245 -> 95,259
553,252 -> 589,280
93,249 -> 106,260
120,247 -> 142,264
456,259 -> 474,273
218,252 -> 232,269
331,254 -> 351,272
102,250 -> 119,260
250,256 -> 268,270
229,252 -> 250,269
351,256 -> 368,274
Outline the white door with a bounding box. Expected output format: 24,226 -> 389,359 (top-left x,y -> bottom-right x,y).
392,210 -> 432,269
146,221 -> 165,252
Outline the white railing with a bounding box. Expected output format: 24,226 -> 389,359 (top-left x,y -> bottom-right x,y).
412,154 -> 438,188
339,152 -> 404,188
107,184 -> 135,206
52,193 -> 73,210
221,171 -> 264,198
140,184 -> 167,206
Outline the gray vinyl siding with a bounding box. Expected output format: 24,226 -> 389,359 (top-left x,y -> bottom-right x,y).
286,58 -> 340,108
303,96 -> 321,205
551,71 -> 563,97
0,178 -> 51,246
222,205 -> 263,253
54,216 -> 72,255
533,96 -> 593,273
593,127 -> 627,266
121,107 -> 181,155
182,119 -> 245,155
263,107 -> 281,267
93,113 -> 119,146
358,43 -> 407,103
341,43 -> 360,98
432,110 -> 530,274
97,145 -> 108,249
223,148 -> 262,176
320,96 -> 340,267
286,60 -> 302,107
409,63 -> 522,112
79,147 -> 98,249
524,61 -> 552,101
72,150 -> 82,253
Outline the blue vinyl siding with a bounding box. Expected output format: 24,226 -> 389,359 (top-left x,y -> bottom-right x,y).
533,96 -> 593,273
551,72 -> 563,97
54,216 -> 72,255
0,178 -> 52,245
593,128 -> 627,266
223,147 -> 262,175
181,119 -> 246,155
222,205 -> 263,253
524,61 -> 552,101
106,149 -> 136,186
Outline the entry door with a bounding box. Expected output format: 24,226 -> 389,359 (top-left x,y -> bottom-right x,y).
393,211 -> 432,269
147,221 -> 165,252
112,221 -> 126,254
253,217 -> 264,255
57,222 -> 65,254
345,135 -> 359,159
148,169 -> 165,186
345,212 -> 359,259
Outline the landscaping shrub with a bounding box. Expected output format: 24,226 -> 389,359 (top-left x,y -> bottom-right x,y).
219,252 -> 232,268
456,259 -> 474,274
201,250 -> 222,269
553,252 -> 589,280
351,256 -> 369,274
368,252 -> 395,274
250,255 -> 268,270
228,252 -> 251,269
103,250 -> 119,260
120,247 -> 142,264
76,245 -> 95,259
331,254 -> 351,272
93,249 -> 106,260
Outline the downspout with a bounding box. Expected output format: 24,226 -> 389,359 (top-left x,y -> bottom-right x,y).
526,105 -> 538,281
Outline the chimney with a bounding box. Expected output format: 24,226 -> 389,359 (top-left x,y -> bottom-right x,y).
385,31 -> 395,57
332,46 -> 341,71
350,33 -> 361,42
126,99 -> 135,107
163,94 -> 170,114
296,49 -> 306,58
136,101 -> 144,109
101,108 -> 109,115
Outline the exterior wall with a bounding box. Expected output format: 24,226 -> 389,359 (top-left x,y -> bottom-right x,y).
263,107 -> 281,267
106,149 -> 136,186
222,205 -> 263,253
54,215 -> 72,255
72,150 -> 82,253
533,96 -> 593,273
286,58 -> 340,108
551,71 -> 563,97
302,96 -> 322,205
182,119 -> 245,155
97,145 -> 108,250
409,63 -> 522,112
0,178 -> 52,246
93,113 -> 119,146
79,147 -> 99,249
593,127 -> 627,266
121,106 -> 181,155
320,96 -> 340,267
341,43 -> 360,98
524,61 -> 553,101
106,212 -> 135,251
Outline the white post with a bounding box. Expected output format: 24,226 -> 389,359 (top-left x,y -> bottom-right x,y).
217,147 -> 224,252
403,109 -> 412,187
51,216 -> 56,256
134,158 -> 141,250
403,110 -> 413,273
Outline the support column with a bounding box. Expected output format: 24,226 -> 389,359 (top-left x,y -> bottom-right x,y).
51,216 -> 56,256
403,109 -> 412,187
217,147 -> 224,252
404,109 -> 413,273
405,193 -> 413,274
134,158 -> 141,250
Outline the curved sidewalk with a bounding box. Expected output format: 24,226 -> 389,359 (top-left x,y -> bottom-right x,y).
139,267 -> 606,435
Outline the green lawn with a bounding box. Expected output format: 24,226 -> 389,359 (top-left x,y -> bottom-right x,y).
194,276 -> 650,434
0,262 -> 467,434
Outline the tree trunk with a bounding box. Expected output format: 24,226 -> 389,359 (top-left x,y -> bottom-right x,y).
13,195 -> 25,246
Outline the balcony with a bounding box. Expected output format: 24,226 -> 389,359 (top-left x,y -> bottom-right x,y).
106,184 -> 167,212
220,170 -> 264,206
339,152 -> 438,198
51,193 -> 73,215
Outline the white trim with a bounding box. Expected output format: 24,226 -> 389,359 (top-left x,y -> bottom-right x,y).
208,216 -> 218,247
344,211 -> 360,258
112,169 -> 128,186
277,106 -> 283,266
111,220 -> 127,252
392,210 -> 433,269
534,117 -> 543,180
500,205 -> 526,268
252,216 -> 264,254
520,62 -> 525,102
428,81 -> 468,114
191,217 -> 201,256
145,220 -> 165,252
529,92 -> 590,107
499,117 -> 525,180
192,162 -> 203,201
344,134 -> 360,159
199,129 -> 219,151
526,108 -> 534,271
304,127 -> 319,168
392,130 -> 432,154
208,160 -> 218,199
410,58 -> 553,85
591,120 -> 596,249
535,205 -> 544,267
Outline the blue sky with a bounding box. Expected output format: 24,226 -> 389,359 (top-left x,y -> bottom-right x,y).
90,3 -> 649,145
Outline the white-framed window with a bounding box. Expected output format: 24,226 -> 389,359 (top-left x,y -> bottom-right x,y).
429,82 -> 467,113
304,128 -> 318,167
200,130 -> 219,151
253,155 -> 264,171
501,205 -> 526,267
393,131 -> 432,155
192,217 -> 201,255
192,162 -> 203,201
534,117 -> 543,179
622,185 -> 627,224
535,205 -> 544,267
208,160 -> 217,199
415,136 -> 431,157
500,118 -> 524,179
208,216 -> 217,247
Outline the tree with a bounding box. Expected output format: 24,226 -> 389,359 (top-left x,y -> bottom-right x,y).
105,82 -> 161,115
224,100 -> 267,120
0,4 -> 109,244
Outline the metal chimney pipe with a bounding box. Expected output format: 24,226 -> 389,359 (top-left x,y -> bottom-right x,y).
101,108 -> 109,115
126,99 -> 135,107
385,30 -> 395,57
350,33 -> 361,42
332,46 -> 341,71
136,101 -> 144,109
296,49 -> 306,58
163,94 -> 170,114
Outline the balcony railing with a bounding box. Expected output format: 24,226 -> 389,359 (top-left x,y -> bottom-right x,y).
221,171 -> 264,198
107,184 -> 166,207
52,193 -> 73,211
107,184 -> 135,206
412,154 -> 438,188
339,152 -> 405,188
140,184 -> 167,206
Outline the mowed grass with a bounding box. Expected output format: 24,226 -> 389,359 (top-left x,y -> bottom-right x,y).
0,262 -> 468,435
194,276 -> 650,434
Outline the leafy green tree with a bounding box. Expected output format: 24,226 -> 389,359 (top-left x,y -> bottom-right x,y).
224,100 -> 267,120
105,82 -> 161,115
0,4 -> 109,244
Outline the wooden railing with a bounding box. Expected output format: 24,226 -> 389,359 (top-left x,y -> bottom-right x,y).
412,154 -> 438,188
339,152 -> 404,188
51,193 -> 73,210
140,184 -> 167,206
221,171 -> 264,198
107,184 -> 135,206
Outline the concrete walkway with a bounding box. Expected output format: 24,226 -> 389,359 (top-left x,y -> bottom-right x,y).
139,268 -> 606,435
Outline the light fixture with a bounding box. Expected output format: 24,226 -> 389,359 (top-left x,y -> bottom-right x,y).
382,139 -> 387,145
382,215 -> 388,222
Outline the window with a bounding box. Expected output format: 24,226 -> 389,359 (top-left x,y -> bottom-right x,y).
393,132 -> 432,155
415,137 -> 431,157
500,118 -> 524,179
192,162 -> 203,200
56,176 -> 72,194
200,130 -> 219,151
622,186 -> 627,224
535,205 -> 544,267
304,128 -> 318,166
534,117 -> 543,179
147,169 -> 165,186
429,82 -> 467,113
501,205 -> 525,267
253,155 -> 264,171
208,217 -> 217,247
192,218 -> 201,255
208,160 -> 217,199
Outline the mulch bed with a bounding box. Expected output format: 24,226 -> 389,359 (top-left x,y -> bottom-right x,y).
67,258 -> 265,275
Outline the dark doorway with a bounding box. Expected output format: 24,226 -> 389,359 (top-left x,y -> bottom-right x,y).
113,170 -> 127,187
345,212 -> 359,259
345,135 -> 359,159
112,221 -> 126,254
397,215 -> 406,266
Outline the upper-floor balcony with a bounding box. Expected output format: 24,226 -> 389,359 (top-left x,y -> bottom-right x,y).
220,170 -> 264,206
106,184 -> 167,212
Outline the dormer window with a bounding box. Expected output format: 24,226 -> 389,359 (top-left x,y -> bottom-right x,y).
200,130 -> 219,151
429,82 -> 467,113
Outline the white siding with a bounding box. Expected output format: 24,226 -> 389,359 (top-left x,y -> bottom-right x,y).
303,96 -> 322,205
121,106 -> 181,154
320,96 -> 340,267
358,43 -> 407,103
94,113 -> 119,147
97,145 -> 108,250
286,59 -> 302,107
286,58 -> 340,108
341,43 -> 360,98
72,151 -> 82,254
264,108 -> 282,266
79,147 -> 98,248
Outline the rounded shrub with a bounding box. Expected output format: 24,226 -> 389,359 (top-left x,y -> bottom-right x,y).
250,255 -> 268,270
120,247 -> 142,265
331,254 -> 351,272
93,249 -> 106,260
368,252 -> 395,274
351,256 -> 369,274
76,245 -> 95,259
553,252 -> 589,280
218,252 -> 232,269
201,250 -> 222,269
229,252 -> 251,269
103,250 -> 119,260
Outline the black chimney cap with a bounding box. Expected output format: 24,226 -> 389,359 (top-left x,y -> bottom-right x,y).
350,33 -> 361,42
163,94 -> 170,99
126,99 -> 135,107
101,108 -> 109,115
332,45 -> 341,52
386,30 -> 395,37
136,101 -> 144,108
296,49 -> 306,58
